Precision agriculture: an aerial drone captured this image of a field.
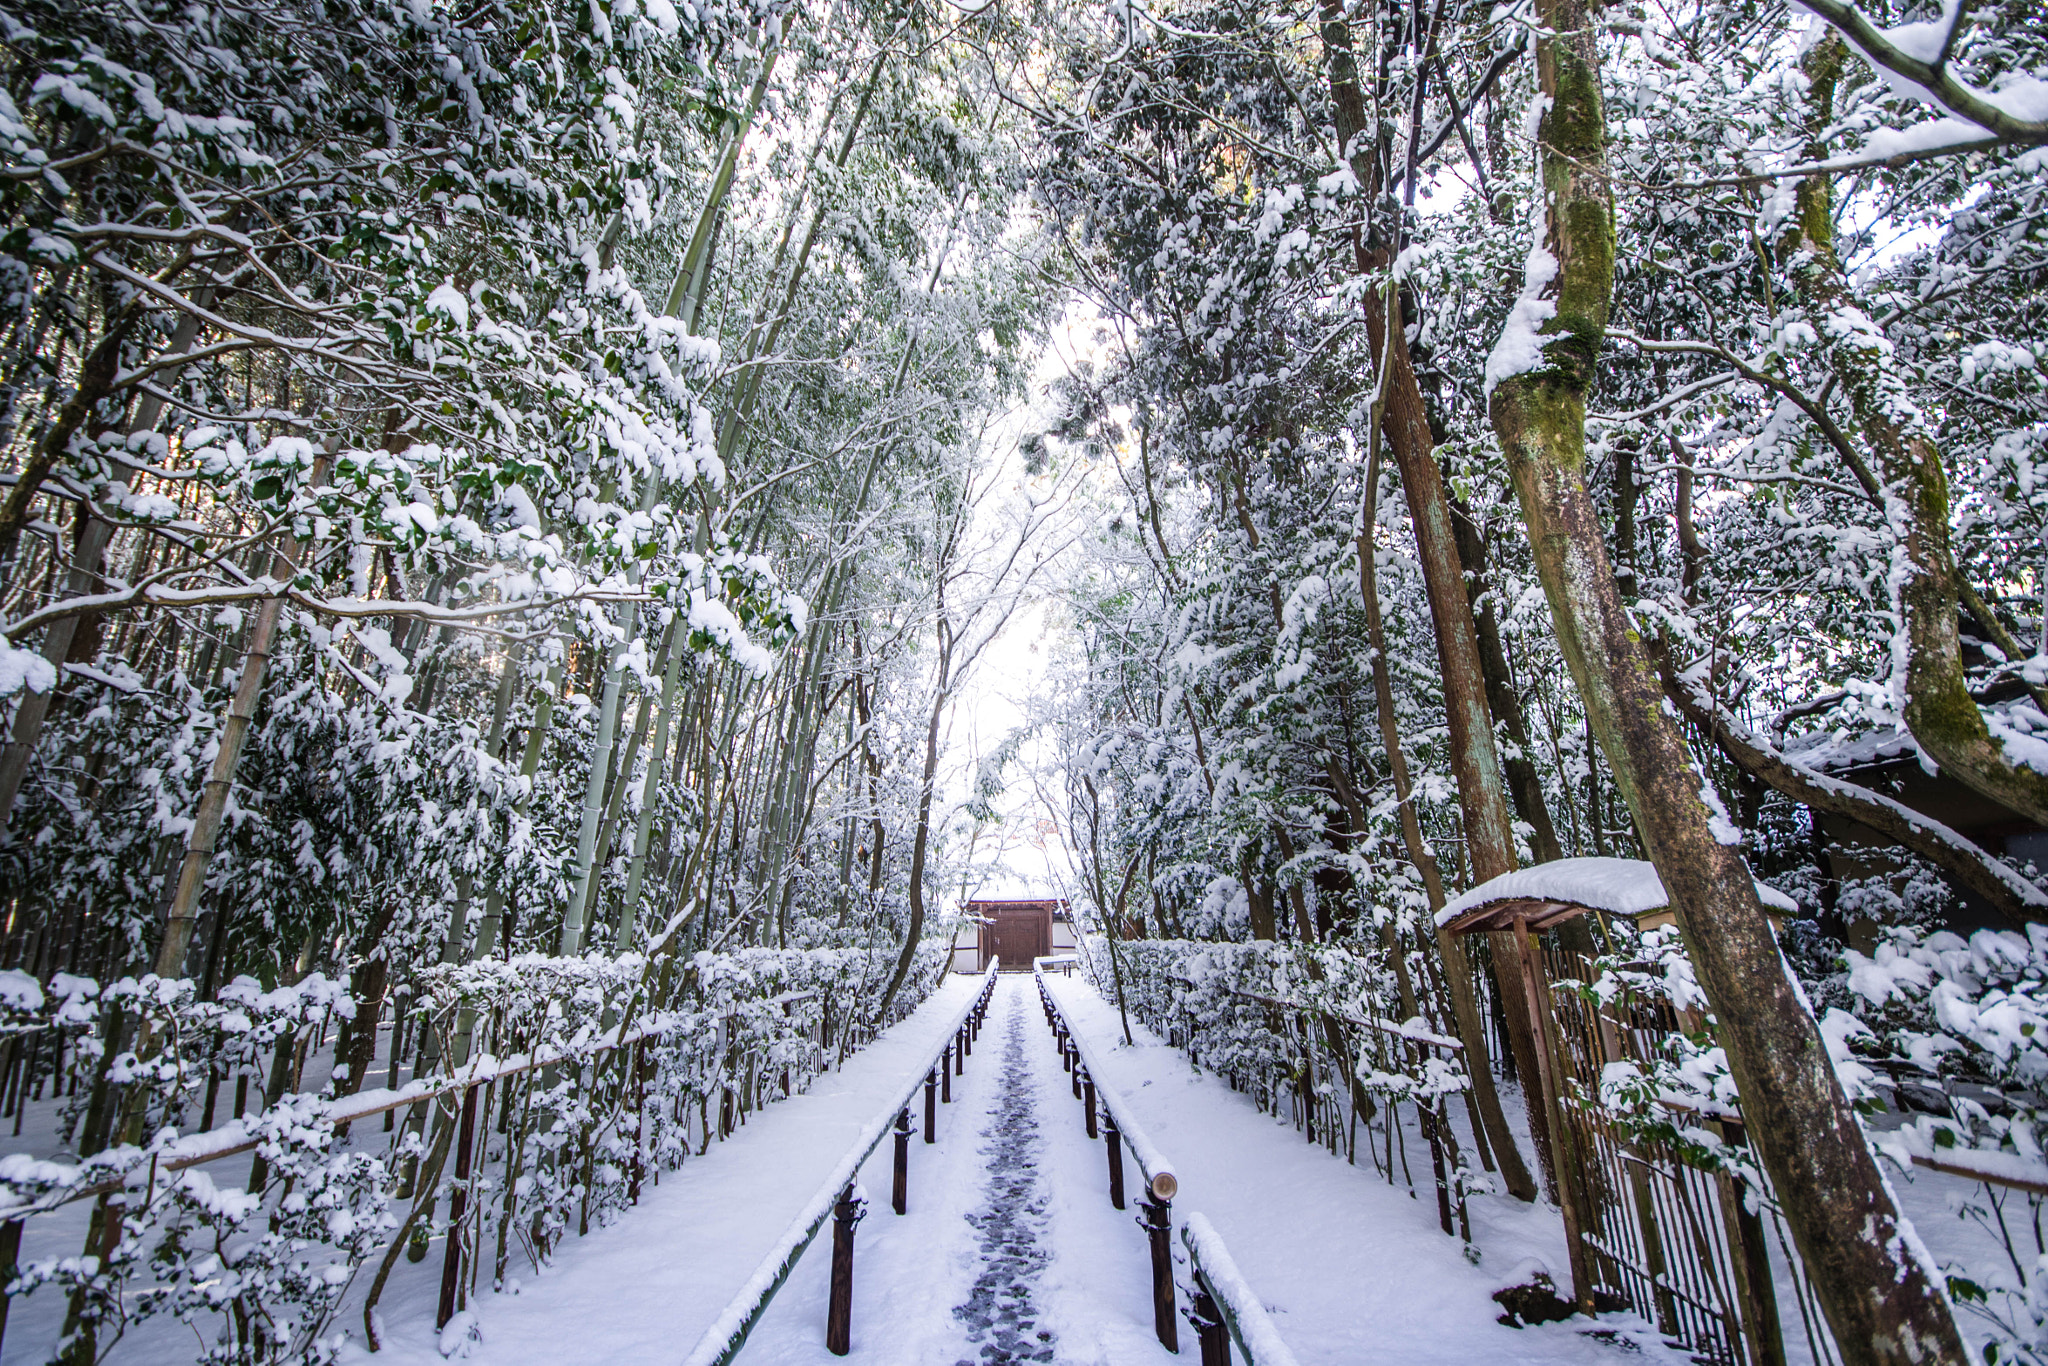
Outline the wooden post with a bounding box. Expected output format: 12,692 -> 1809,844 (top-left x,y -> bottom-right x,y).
893,1107 -> 911,1215
1716,1120 -> 1789,1366
1143,1194 -> 1178,1351
826,1181 -> 863,1355
1511,917 -> 1597,1315
942,1043 -> 953,1103
955,1028 -> 965,1073
924,1067 -> 937,1144
1105,1114 -> 1125,1210
1071,1058 -> 1083,1100
628,1040 -> 649,1206
437,1082 -> 480,1330
1084,1074 -> 1098,1138
1192,1279 -> 1231,1366
0,1215 -> 21,1357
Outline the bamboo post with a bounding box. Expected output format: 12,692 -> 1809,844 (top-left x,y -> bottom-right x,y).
1511,917 -> 1597,1314
1626,1155 -> 1681,1335
954,1028 -> 964,1073
1598,1000 -> 1681,1337
942,1043 -> 952,1104
1084,1073 -> 1098,1138
1716,1120 -> 1789,1366
628,1041 -> 650,1206
437,1081 -> 481,1330
1192,1280 -> 1230,1366
893,1107 -> 912,1215
1143,1194 -> 1178,1351
826,1181 -> 863,1355
923,1068 -> 937,1144
0,1215 -> 20,1357
1104,1113 -> 1125,1210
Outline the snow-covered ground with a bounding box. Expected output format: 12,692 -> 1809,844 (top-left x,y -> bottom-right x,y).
353,971 -> 988,1366
1038,972 -> 1689,1366
0,971 -> 2017,1365
360,976 -> 1187,1366
339,973 -> 1693,1366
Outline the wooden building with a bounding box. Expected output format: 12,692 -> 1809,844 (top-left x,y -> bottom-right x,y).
951,898 -> 1073,972
1787,722 -> 2044,944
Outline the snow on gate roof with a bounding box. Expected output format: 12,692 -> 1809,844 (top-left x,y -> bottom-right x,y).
1433,855 -> 1799,934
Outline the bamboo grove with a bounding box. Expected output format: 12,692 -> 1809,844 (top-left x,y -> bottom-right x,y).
0,0 -> 1065,1358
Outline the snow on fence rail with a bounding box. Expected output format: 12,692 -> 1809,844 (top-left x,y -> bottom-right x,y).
0,1007 -> 693,1221
681,959 -> 999,1366
1038,965 -> 1308,1366
1036,967 -> 1182,1352
1037,971 -> 1175,1200
1212,980 -> 1464,1053
1181,1212 -> 1303,1366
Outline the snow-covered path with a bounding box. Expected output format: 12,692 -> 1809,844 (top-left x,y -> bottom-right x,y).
321,973 -> 1695,1366
347,972 -> 991,1366
737,976 -> 1176,1364
948,999 -> 1056,1364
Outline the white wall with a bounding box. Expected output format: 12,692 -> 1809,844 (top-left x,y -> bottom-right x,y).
950,921 -> 983,973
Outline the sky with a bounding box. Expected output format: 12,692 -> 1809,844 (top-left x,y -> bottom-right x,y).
930,301 -> 1113,908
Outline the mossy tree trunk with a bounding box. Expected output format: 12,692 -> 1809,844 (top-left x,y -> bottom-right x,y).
1787,37 -> 2048,830
1485,4 -> 1967,1360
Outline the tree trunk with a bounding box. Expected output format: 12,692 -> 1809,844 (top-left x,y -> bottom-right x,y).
875,622 -> 951,1022
1316,2 -> 1554,1187
0,301 -> 141,574
0,304 -> 210,832
1485,3 -> 1966,1357
1449,497 -> 1567,865
1784,37 -> 2048,831
153,447 -> 333,979
1355,501 -> 1536,1201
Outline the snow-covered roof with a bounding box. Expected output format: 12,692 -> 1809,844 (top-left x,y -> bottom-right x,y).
1783,698 -> 2048,787
1781,725 -> 1919,773
1433,856 -> 1799,928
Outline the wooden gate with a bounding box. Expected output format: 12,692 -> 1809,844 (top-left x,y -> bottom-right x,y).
974,899 -> 1052,970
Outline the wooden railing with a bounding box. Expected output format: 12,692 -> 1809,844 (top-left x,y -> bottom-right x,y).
1037,966 -> 1180,1350
1182,1212 -> 1303,1366
681,961 -> 999,1366
1036,966 -> 1306,1365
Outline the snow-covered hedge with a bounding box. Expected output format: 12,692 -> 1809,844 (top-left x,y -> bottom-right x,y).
1086,937 -> 1472,1145
0,942 -> 948,1364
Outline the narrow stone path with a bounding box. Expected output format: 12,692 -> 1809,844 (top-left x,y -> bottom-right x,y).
951,990 -> 1058,1365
